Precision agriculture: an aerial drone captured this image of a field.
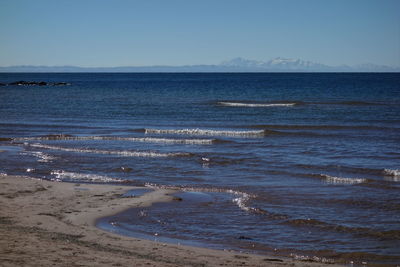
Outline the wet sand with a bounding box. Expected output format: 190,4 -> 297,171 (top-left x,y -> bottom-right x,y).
0,175 -> 342,266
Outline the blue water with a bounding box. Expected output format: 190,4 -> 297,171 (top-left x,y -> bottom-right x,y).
1,73 -> 399,265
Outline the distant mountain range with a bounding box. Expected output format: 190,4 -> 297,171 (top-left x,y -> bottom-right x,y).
1,57 -> 399,72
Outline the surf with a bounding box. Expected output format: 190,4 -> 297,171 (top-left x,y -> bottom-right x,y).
144,128 -> 267,137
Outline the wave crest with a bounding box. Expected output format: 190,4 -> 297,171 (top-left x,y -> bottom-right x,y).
21,150 -> 56,162
16,136 -> 215,145
383,169 -> 400,177
320,174 -> 367,184
28,143 -> 191,158
218,102 -> 297,107
145,128 -> 266,137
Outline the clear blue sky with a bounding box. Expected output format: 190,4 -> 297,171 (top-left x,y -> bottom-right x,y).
0,0 -> 399,67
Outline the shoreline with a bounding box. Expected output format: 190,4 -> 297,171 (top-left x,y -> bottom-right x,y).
0,175 -> 342,266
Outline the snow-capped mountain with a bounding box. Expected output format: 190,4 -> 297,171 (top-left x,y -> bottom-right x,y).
219,57 -> 399,72
220,57 -> 331,71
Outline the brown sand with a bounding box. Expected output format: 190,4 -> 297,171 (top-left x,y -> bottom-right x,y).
0,175 -> 342,266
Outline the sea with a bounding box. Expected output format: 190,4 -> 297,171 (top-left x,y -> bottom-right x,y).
0,73 -> 399,265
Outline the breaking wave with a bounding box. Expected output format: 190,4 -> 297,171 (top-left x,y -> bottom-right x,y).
144,128 -> 267,137
27,143 -> 191,158
143,183 -> 257,213
20,150 -> 56,163
51,170 -> 122,183
319,174 -> 368,184
383,169 -> 400,177
16,135 -> 215,145
383,169 -> 400,182
218,102 -> 297,107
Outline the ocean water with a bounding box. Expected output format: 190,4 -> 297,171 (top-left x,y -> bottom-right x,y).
1,73 -> 399,265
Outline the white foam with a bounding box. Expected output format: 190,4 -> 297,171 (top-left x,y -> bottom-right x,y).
143,183 -> 255,211
17,136 -> 214,145
321,174 -> 367,184
28,143 -> 190,158
119,137 -> 214,145
51,170 -> 122,183
145,128 -> 265,137
230,190 -> 252,212
383,169 -> 400,182
383,169 -> 400,177
290,254 -> 334,264
141,183 -> 256,213
21,151 -> 56,163
218,102 -> 296,107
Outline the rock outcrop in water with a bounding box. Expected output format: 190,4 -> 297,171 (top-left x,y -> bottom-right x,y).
2,81 -> 71,86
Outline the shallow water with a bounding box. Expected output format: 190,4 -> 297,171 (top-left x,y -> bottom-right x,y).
1,73 -> 399,265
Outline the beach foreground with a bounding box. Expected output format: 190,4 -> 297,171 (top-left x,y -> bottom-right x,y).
0,175 -> 342,267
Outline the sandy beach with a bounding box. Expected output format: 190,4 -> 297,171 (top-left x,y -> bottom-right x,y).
0,175 -> 344,267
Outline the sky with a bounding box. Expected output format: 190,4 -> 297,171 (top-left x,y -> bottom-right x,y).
0,0 -> 399,67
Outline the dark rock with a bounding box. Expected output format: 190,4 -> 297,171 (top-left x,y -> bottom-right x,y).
237,235 -> 252,240
8,81 -> 69,86
9,80 -> 27,85
263,258 -> 284,262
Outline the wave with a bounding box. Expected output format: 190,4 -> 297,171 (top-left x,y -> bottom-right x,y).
141,183 -> 291,219
383,169 -> 400,177
217,102 -> 297,107
51,170 -> 122,183
217,100 -> 383,108
319,174 -> 368,184
27,143 -> 191,158
16,135 -> 215,145
229,190 -> 253,212
383,169 -> 400,182
230,193 -> 289,219
144,128 -> 267,137
20,150 -> 56,163
142,182 -> 258,212
297,164 -> 396,178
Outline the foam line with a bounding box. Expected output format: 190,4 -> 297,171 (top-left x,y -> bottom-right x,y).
383,169 -> 400,177
28,143 -> 191,158
16,136 -> 215,145
218,102 -> 296,107
145,128 -> 266,137
51,170 -> 122,182
320,174 -> 367,184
